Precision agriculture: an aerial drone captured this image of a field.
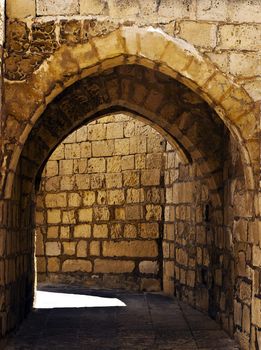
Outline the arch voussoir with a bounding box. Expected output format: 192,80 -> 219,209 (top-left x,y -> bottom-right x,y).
2,25 -> 258,198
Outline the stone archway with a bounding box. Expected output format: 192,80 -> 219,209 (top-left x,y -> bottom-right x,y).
1,25 -> 260,348
3,26 -> 258,197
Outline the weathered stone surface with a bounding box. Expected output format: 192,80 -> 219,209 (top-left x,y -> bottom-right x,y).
218,24 -> 261,50
74,224 -> 91,238
2,7 -> 260,346
36,0 -> 79,16
62,259 -> 92,272
7,0 -> 36,18
94,259 -> 135,273
176,21 -> 217,48
46,242 -> 61,256
103,241 -> 158,258
139,261 -> 159,274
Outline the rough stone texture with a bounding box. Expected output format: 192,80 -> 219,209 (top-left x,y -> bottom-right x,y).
36,115 -> 166,291
0,2 -> 260,350
36,0 -> 79,16
6,0 -> 35,18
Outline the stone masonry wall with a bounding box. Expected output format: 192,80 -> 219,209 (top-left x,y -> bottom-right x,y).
1,1 -> 260,349
35,114 -> 167,291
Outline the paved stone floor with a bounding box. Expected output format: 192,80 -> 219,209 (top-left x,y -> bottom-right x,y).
4,284 -> 239,350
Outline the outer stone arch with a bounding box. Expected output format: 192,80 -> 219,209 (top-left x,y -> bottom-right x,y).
3,25 -> 258,198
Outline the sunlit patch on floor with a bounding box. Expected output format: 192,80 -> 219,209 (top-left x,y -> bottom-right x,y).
34,290 -> 126,309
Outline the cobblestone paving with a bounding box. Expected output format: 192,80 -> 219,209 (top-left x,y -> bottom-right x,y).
4,284 -> 239,350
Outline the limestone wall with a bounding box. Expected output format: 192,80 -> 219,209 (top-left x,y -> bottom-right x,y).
36,114 -> 167,291
1,1 -> 260,349
5,0 -> 261,103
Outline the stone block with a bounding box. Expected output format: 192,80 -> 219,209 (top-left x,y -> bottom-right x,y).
36,0 -> 79,16
141,169 -> 161,186
92,29 -> 124,61
47,209 -> 61,224
80,0 -> 107,15
75,174 -> 90,190
145,205 -> 162,221
110,223 -> 123,238
93,207 -> 110,221
196,0 -> 228,21
64,143 -> 81,159
140,223 -> 159,238
45,177 -> 61,192
97,190 -> 107,205
78,208 -> 93,222
126,188 -> 144,203
45,193 -> 67,208
177,20 -> 217,49
229,52 -> 261,77
123,224 -> 137,238
90,241 -> 100,256
115,208 -> 125,220
63,242 -> 76,256
228,0 -> 261,23
106,173 -> 122,188
108,189 -> 125,205
88,124 -> 106,140
146,153 -> 163,169
62,210 -> 76,224
243,79 -> 261,101
60,226 -> 70,239
68,192 -> 81,207
107,122 -> 123,139
83,191 -> 96,206
74,224 -> 91,238
129,136 -> 146,154
103,241 -> 158,258
125,205 -> 142,220
60,176 -> 74,191
80,142 -> 91,158
46,226 -> 58,239
92,140 -> 114,157
253,245 -> 261,267
76,126 -> 88,142
45,161 -> 58,177
218,24 -> 261,50
93,224 -> 108,238
187,270 -> 195,287
176,248 -> 188,266
59,159 -> 74,175
139,261 -> 159,274
123,171 -> 139,187
134,154 -> 146,169
108,0 -> 139,18
47,257 -> 60,272
46,242 -> 61,256
88,158 -> 106,173
107,156 -> 121,172
62,259 -> 92,272
37,257 -> 46,273
36,229 -> 44,255
121,155 -> 134,170
114,139 -> 130,155
94,259 -> 135,273
158,0 -> 196,19
77,240 -> 88,257
7,0 -> 36,18
252,297 -> 261,326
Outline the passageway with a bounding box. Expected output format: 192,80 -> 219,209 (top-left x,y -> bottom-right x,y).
4,284 -> 239,350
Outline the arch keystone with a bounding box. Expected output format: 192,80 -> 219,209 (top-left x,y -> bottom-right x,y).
92,29 -> 125,61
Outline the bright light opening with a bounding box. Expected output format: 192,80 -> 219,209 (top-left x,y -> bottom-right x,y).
34,290 -> 126,309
